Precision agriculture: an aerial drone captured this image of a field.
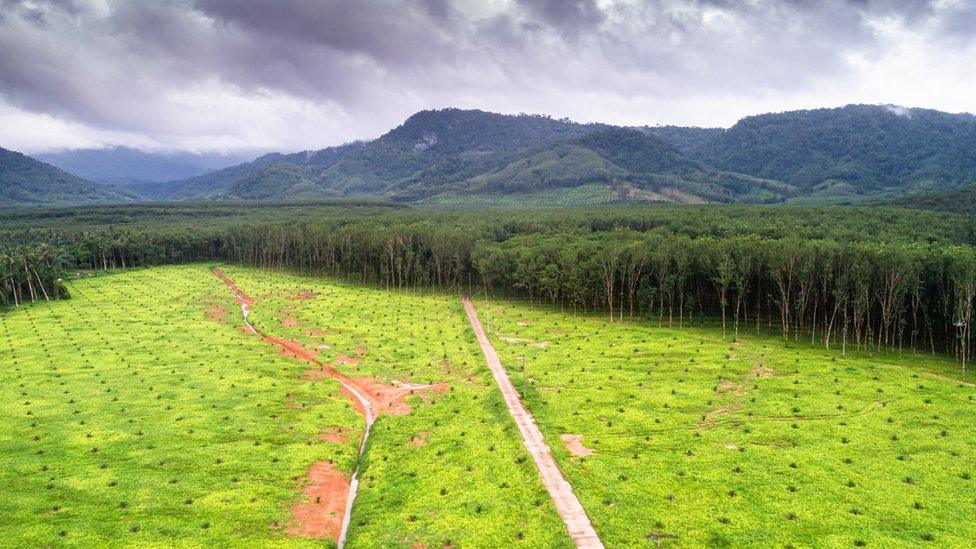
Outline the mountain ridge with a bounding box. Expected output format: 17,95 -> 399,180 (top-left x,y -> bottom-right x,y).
7,104 -> 975,206
0,147 -> 136,206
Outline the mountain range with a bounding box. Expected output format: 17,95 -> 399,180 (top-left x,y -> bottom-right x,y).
3,104 -> 975,207
35,147 -> 252,188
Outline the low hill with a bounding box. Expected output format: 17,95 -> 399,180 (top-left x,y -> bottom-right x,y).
35,147 -> 250,188
134,142 -> 366,200
0,147 -> 135,206
695,104 -> 976,201
447,128 -> 792,204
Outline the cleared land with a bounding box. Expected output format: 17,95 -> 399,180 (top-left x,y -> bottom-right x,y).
4,263 -> 976,548
0,265 -> 567,547
477,299 -> 976,547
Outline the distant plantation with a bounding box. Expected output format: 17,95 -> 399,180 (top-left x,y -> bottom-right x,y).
4,202 -> 976,371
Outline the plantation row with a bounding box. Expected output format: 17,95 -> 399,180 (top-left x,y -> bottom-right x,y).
3,206 -> 976,368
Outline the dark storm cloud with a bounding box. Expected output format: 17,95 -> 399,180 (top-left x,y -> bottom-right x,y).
0,0 -> 973,152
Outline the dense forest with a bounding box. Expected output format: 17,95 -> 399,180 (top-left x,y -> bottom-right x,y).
6,105 -> 976,206
694,105 -> 976,199
4,201 -> 976,372
0,147 -> 135,206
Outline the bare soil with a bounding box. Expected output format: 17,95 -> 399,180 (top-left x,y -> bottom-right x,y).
286,461 -> 350,540
560,434 -> 594,457
319,427 -> 353,443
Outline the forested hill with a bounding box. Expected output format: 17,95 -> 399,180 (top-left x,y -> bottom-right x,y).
449,128 -> 793,203
127,142 -> 366,200
12,104 -> 976,205
138,110 -> 609,201
639,125 -> 723,155
693,104 -> 976,201
0,147 -> 136,206
147,110 -> 779,203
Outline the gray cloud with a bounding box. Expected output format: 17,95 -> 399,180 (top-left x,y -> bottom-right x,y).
0,0 -> 973,153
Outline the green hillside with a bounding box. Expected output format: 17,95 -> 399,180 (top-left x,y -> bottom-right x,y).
0,147 -> 135,206
695,104 -> 976,200
452,129 -> 793,203
107,105 -> 976,205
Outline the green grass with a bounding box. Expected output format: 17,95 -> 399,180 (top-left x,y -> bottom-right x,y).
424,184 -> 621,206
0,265 -> 566,548
478,300 -> 976,547
5,264 -> 976,548
218,266 -> 567,547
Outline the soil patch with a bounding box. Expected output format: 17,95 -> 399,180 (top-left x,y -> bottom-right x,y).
408,432 -> 429,446
319,427 -> 353,443
287,461 -> 350,540
750,364 -> 777,377
289,291 -> 319,301
560,434 -> 594,457
334,354 -> 361,366
698,403 -> 744,428
306,328 -> 330,337
282,316 -> 299,328
719,379 -> 747,396
206,304 -> 227,320
354,346 -> 368,356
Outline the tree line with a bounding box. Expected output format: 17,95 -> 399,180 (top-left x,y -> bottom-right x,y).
4,206 -> 976,373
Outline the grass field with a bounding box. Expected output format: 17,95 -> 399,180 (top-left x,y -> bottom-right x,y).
0,265 -> 566,548
4,264 -> 976,548
424,184 -> 622,206
478,300 -> 976,547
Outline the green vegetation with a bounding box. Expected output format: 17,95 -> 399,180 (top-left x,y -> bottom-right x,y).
5,198 -> 976,545
0,264 -> 566,547
695,105 -> 976,200
0,147 -> 135,206
8,105 -> 976,205
425,183 -> 620,206
886,183 -> 976,215
478,298 -> 976,546
5,202 -> 976,369
0,266 -> 355,546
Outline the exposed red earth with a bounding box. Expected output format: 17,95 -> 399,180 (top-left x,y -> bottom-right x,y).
286,462 -> 350,540
560,434 -> 594,457
206,304 -> 226,320
319,426 -> 353,443
212,269 -> 443,547
462,297 -> 604,549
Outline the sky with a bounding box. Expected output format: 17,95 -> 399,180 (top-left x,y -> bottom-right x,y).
1,0 -> 974,154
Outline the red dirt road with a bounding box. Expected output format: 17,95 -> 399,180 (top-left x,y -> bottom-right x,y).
461,297 -> 604,548
212,268 -> 443,547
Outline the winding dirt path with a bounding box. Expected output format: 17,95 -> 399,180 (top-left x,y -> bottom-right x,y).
461,297 -> 604,549
213,269 -> 376,548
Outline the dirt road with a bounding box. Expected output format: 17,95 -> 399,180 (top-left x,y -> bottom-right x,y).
461,297 -> 604,549
213,269 -> 370,548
